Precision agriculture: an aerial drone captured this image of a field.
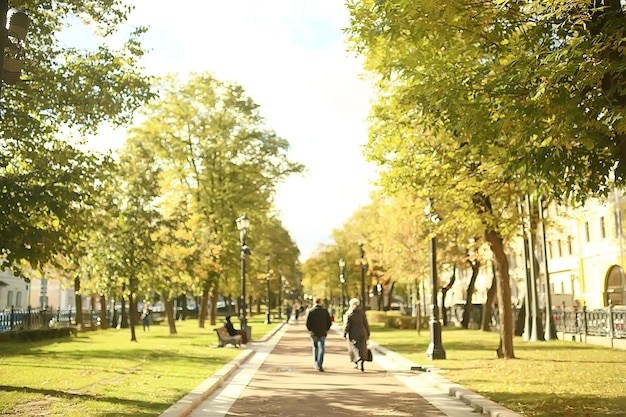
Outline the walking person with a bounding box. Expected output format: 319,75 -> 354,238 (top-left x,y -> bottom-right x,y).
306,298 -> 332,372
343,298 -> 370,372
141,307 -> 151,332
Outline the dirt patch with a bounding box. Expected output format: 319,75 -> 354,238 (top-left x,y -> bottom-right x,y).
11,397 -> 54,416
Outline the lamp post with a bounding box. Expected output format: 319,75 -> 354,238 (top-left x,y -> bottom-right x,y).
1,2 -> 30,96
339,258 -> 346,318
425,200 -> 446,360
265,253 -> 271,325
539,196 -> 557,340
236,213 -> 250,330
359,242 -> 368,307
277,269 -> 282,320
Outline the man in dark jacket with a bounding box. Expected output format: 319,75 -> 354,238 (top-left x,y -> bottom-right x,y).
306,298 -> 332,372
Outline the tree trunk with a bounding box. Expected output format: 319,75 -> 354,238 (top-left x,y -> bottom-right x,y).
486,228 -> 515,359
210,291 -> 218,326
472,192 -> 515,358
163,294 -> 178,335
99,294 -> 109,330
129,289 -> 137,342
74,277 -> 83,328
199,287 -> 209,328
180,294 -> 189,320
461,259 -> 480,329
481,264 -> 497,331
441,266 -> 456,326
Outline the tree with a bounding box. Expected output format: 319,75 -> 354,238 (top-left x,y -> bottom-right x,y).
127,72 -> 304,328
96,140 -> 163,341
346,0 -> 626,199
345,0 -> 573,359
1,1 -> 152,271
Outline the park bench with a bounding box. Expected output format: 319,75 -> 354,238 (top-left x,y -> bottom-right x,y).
213,326 -> 242,348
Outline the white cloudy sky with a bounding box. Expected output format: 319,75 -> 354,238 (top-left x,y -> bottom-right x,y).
83,1 -> 377,260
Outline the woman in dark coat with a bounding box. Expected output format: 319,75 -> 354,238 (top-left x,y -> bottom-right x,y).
343,298 -> 370,371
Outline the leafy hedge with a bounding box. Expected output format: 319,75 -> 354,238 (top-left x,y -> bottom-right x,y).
2,327 -> 77,343
365,310 -> 423,329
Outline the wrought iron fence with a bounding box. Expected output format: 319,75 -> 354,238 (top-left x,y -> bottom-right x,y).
448,303 -> 626,341
0,307 -> 100,332
552,305 -> 626,339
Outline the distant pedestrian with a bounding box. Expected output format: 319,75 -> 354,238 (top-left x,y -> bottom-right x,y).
343,298 -> 370,372
224,316 -> 248,344
141,308 -> 151,332
306,298 -> 332,372
327,304 -> 335,323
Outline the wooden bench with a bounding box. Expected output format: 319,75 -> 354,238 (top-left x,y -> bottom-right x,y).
214,327 -> 242,348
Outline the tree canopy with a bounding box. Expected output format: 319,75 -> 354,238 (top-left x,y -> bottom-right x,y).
1,1 -> 152,271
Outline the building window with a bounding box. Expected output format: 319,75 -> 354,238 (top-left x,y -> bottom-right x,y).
557,239 -> 563,257
16,292 -> 22,308
585,221 -> 591,242
600,216 -> 606,239
548,241 -> 553,259
615,210 -> 621,238
7,290 -> 13,307
567,235 -> 573,255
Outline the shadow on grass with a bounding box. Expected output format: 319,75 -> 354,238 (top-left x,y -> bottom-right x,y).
490,391 -> 626,417
0,384 -> 168,416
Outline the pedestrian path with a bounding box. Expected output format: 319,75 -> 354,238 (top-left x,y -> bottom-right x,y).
159,321 -> 523,417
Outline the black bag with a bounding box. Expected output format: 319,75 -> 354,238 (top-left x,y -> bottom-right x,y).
366,348 -> 373,362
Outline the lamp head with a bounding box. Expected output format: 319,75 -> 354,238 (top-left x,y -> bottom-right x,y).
6,8 -> 30,44
424,199 -> 441,223
2,8 -> 29,85
236,213 -> 250,231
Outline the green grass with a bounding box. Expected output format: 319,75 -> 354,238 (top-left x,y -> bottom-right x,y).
0,315 -> 275,417
3,316 -> 625,417
369,325 -> 626,417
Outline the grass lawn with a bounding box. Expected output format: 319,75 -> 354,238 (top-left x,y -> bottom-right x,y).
0,315 -> 275,417
3,315 -> 626,417
369,324 -> 626,417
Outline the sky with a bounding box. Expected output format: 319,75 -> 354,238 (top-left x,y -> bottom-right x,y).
84,1 -> 377,261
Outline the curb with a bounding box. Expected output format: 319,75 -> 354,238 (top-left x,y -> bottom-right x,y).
158,348 -> 254,417
158,321 -> 287,417
370,341 -> 524,417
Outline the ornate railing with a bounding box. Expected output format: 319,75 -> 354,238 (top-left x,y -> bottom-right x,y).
552,305 -> 626,339
0,307 -> 102,332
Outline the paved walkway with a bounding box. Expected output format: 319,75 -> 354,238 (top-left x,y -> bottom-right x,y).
159,320 -> 523,417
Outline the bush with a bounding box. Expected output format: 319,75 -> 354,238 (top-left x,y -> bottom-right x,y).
389,316 -> 416,329
5,327 -> 77,343
366,311 -> 387,324
365,310 -> 419,329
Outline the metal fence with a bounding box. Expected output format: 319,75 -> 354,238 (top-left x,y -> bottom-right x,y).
448,303 -> 626,340
552,305 -> 626,339
0,307 -> 105,332
0,307 -> 172,332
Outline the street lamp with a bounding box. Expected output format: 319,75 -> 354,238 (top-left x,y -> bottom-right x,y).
236,213 -> 250,330
277,269 -> 283,320
359,242 -> 368,307
339,258 -> 346,318
425,200 -> 446,360
1,2 -> 30,93
265,253 -> 271,325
